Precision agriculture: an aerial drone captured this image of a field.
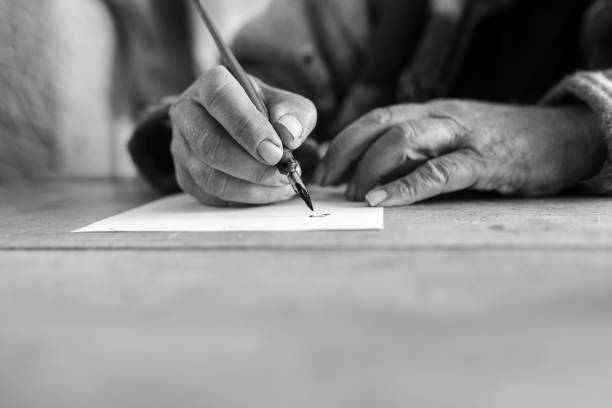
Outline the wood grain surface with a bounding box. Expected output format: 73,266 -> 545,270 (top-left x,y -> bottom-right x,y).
1,180 -> 611,408
2,180 -> 612,250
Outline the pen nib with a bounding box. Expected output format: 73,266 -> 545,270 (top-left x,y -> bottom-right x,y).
288,172 -> 314,211
296,183 -> 314,211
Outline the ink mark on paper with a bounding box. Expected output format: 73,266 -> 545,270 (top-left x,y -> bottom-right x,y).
309,213 -> 331,218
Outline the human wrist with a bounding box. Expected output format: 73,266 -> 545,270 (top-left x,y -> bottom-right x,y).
563,105 -> 608,182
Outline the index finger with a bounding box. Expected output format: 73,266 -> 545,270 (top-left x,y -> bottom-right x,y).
366,150 -> 480,207
191,67 -> 284,166
319,104 -> 428,186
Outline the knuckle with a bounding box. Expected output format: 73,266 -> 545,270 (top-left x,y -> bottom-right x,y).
201,66 -> 231,84
384,125 -> 405,146
426,98 -> 448,109
176,165 -> 227,206
169,101 -> 181,120
368,107 -> 393,125
201,68 -> 233,109
427,100 -> 470,131
198,132 -> 226,166
205,83 -> 232,112
233,114 -> 260,143
169,99 -> 192,124
442,116 -> 469,139
421,160 -> 452,187
203,167 -> 227,198
394,178 -> 419,198
427,98 -> 462,112
396,121 -> 420,143
459,153 -> 478,179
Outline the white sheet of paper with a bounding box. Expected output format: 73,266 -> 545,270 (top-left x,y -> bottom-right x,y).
74,187 -> 384,232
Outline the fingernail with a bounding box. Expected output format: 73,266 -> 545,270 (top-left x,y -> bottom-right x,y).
312,163 -> 327,185
257,140 -> 283,165
365,190 -> 388,207
276,114 -> 303,142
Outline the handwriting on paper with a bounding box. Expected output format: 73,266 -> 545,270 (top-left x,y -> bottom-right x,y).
74,187 -> 383,232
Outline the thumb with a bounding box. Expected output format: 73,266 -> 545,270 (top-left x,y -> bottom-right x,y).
259,81 -> 318,150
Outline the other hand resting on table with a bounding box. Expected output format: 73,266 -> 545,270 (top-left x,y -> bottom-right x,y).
315,100 -> 607,206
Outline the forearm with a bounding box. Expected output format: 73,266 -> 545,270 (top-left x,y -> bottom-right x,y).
543,70 -> 612,193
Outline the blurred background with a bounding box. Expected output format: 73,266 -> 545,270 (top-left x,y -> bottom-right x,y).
0,0 -> 270,182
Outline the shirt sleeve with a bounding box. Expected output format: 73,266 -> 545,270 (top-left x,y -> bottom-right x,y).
543,70 -> 612,194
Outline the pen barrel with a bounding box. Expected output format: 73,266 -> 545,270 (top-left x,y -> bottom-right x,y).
276,149 -> 298,176
193,0 -> 304,185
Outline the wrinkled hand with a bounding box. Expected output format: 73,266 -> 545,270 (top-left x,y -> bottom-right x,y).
170,66 -> 317,206
315,100 -> 606,206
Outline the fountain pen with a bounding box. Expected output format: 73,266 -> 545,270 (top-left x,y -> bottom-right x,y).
192,0 -> 314,211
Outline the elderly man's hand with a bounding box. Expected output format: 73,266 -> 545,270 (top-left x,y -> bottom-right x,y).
315,100 -> 607,206
170,67 -> 317,206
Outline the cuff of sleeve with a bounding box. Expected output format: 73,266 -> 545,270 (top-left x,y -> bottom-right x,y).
128,97 -> 180,194
542,71 -> 612,194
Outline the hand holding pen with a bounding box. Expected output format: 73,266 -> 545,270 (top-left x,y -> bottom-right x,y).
168,1 -> 317,209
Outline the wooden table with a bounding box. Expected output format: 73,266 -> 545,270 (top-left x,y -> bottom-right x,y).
1,180 -> 611,408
